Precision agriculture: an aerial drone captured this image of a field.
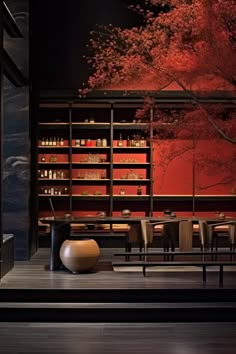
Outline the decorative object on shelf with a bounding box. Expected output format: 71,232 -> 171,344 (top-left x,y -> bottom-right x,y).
59,239 -> 100,273
93,191 -> 102,195
102,138 -> 107,147
75,139 -> 80,146
218,212 -> 225,220
117,133 -> 123,147
97,211 -> 106,218
127,135 -> 131,147
119,187 -> 125,195
121,209 -> 131,217
96,138 -> 102,147
85,139 -> 92,146
80,138 -> 86,146
40,155 -> 46,162
163,209 -> 172,216
137,186 -> 142,195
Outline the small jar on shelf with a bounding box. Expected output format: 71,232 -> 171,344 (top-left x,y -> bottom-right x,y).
119,187 -> 125,195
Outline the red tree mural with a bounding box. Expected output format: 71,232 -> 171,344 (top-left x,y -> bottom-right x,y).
80,0 -> 236,200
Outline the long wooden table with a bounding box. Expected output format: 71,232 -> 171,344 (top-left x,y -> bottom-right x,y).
40,216 -> 234,271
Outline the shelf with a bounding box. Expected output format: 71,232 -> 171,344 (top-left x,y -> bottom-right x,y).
72,146 -> 110,149
113,123 -> 147,130
113,147 -> 150,151
39,194 -> 70,197
113,162 -> 150,166
38,146 -> 70,149
72,195 -> 110,201
113,195 -> 150,201
113,179 -> 150,183
38,178 -> 69,181
37,97 -> 153,221
39,122 -> 70,126
72,123 -> 110,130
38,162 -> 69,165
72,162 -> 110,165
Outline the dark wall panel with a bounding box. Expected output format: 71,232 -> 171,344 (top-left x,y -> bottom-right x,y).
3,0 -> 30,260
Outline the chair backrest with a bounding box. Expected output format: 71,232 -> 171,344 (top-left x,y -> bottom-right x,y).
198,220 -> 209,249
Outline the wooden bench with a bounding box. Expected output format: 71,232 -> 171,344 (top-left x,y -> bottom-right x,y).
113,251 -> 236,286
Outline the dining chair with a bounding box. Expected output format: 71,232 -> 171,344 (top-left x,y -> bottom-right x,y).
208,220 -> 236,252
140,219 -> 182,260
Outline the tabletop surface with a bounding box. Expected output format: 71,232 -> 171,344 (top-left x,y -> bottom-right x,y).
40,216 -> 236,224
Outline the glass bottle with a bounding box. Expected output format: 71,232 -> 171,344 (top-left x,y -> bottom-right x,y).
137,186 -> 142,195
41,154 -> 46,162
127,135 -> 131,147
117,133 -> 123,147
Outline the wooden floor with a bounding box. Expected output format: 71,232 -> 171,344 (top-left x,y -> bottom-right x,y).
1,247 -> 236,289
1,248 -> 236,352
1,322 -> 236,354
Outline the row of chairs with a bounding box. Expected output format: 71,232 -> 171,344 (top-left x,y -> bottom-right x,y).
131,219 -> 236,253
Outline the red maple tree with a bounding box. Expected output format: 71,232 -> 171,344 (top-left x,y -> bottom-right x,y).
81,0 -> 236,194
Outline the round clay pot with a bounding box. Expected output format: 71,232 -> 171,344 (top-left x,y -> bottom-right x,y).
60,239 -> 100,273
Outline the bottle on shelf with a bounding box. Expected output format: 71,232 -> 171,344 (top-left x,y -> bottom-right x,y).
102,138 -> 107,147
53,137 -> 57,146
40,154 -> 46,162
60,138 -> 64,146
117,133 -> 123,147
41,137 -> 45,146
86,139 -> 92,146
119,187 -> 125,195
80,138 -> 86,146
137,186 -> 142,195
127,135 -> 131,147
45,138 -> 49,146
49,169 -> 52,179
96,138 -> 102,147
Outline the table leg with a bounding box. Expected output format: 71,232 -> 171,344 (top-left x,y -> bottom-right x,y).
50,223 -> 71,271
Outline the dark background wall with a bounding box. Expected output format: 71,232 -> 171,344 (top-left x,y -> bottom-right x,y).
31,0 -> 141,90
3,0 -> 30,260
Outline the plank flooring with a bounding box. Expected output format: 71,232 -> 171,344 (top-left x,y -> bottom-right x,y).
1,322 -> 236,354
1,248 -> 236,289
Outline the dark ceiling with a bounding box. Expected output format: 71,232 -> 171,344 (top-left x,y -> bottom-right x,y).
31,0 -> 142,90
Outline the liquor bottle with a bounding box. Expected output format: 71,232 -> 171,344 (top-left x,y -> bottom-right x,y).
41,137 -> 45,146
49,137 -> 53,146
53,137 -> 57,146
117,133 -> 123,147
127,135 -> 131,147
49,169 -> 52,179
60,138 -> 64,146
137,186 -> 142,195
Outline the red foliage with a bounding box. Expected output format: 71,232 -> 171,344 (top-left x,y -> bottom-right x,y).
80,0 -> 236,191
